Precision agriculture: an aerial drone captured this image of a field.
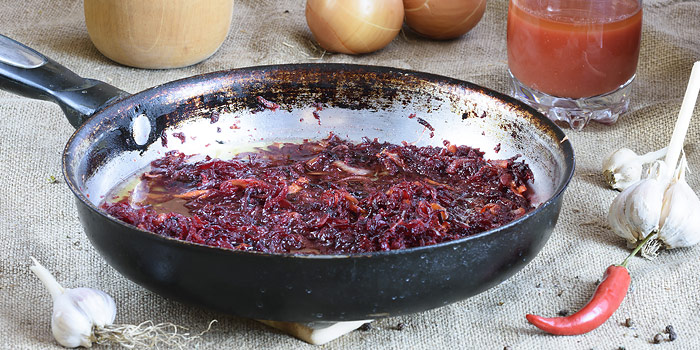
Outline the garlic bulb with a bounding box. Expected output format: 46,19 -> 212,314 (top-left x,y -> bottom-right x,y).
30,257 -> 116,348
29,258 -> 214,348
607,162 -> 666,247
607,179 -> 662,246
607,61 -> 700,255
51,288 -> 116,348
602,147 -> 667,191
657,156 -> 700,248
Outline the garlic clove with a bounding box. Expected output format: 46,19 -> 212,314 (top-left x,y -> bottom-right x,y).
623,179 -> 664,237
658,180 -> 700,248
608,182 -> 641,245
52,293 -> 97,348
603,148 -> 643,191
608,178 -> 665,245
66,287 -> 116,328
658,156 -> 700,248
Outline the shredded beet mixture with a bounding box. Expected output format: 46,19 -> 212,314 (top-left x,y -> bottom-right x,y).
101,135 -> 535,254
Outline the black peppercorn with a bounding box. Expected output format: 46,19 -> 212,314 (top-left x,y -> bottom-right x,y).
665,325 -> 677,341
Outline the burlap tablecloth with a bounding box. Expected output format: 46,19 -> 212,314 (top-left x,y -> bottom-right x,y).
1,0 -> 699,348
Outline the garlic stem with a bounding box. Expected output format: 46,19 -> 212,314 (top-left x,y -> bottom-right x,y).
674,153 -> 687,183
29,257 -> 64,300
663,61 -> 700,172
621,231 -> 657,268
639,147 -> 668,164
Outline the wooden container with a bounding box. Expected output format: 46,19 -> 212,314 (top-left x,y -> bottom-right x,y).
84,0 -> 234,69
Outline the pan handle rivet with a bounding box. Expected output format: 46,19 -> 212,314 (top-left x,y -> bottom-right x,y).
131,113 -> 151,146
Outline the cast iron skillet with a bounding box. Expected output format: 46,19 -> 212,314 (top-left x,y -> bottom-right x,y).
0,35 -> 574,322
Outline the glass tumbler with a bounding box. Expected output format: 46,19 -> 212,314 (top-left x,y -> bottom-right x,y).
507,0 -> 642,130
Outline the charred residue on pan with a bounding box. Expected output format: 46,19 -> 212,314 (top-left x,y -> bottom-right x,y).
77,102 -> 142,181
246,67 -> 447,129
498,99 -> 573,186
461,110 -> 480,120
493,92 -> 564,146
318,69 -> 398,112
254,67 -> 400,113
415,117 -> 436,138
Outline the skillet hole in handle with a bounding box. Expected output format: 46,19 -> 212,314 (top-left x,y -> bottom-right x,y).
132,113 -> 151,146
125,111 -> 157,151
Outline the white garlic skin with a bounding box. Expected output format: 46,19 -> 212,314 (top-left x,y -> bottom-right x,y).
658,173 -> 700,249
51,287 -> 116,348
603,148 -> 643,191
608,178 -> 665,246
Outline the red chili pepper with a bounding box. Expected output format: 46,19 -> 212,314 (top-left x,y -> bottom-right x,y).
526,232 -> 655,335
526,265 -> 630,335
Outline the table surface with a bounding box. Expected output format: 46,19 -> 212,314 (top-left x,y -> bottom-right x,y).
1,0 -> 699,349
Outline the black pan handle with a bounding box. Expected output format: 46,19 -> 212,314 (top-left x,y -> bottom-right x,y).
0,35 -> 129,128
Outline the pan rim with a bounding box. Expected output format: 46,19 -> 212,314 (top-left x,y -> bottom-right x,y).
62,63 -> 575,260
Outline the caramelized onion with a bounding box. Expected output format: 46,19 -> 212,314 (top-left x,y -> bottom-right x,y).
332,160 -> 373,176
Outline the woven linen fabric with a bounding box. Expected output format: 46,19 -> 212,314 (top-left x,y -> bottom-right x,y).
1,0 -> 699,348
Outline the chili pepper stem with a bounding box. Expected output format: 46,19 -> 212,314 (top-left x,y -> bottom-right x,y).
621,231 -> 657,268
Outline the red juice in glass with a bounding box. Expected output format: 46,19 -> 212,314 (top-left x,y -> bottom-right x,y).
507,0 -> 642,129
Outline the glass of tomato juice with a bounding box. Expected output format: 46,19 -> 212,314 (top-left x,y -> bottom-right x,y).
507,0 -> 642,130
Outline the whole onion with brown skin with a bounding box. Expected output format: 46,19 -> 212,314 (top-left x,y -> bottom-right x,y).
404,0 -> 486,40
306,0 -> 404,54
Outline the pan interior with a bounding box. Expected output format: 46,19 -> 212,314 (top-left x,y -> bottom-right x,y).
67,65 -> 570,237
